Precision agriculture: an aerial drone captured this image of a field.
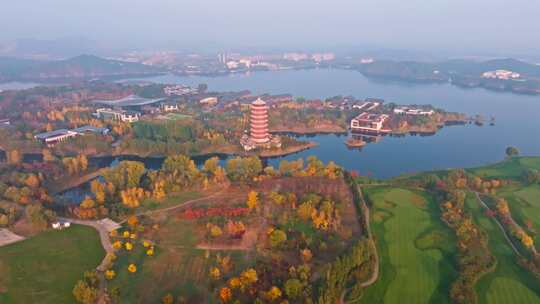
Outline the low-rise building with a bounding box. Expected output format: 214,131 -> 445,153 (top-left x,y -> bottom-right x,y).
394,107 -> 434,116
482,70 -> 521,80
96,108 -> 140,122
35,125 -> 110,145
72,125 -> 110,135
164,85 -> 197,96
34,129 -> 79,144
199,97 -> 218,106
161,102 -> 179,112
350,112 -> 390,134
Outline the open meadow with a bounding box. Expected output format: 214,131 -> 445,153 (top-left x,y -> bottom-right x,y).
0,225 -> 105,304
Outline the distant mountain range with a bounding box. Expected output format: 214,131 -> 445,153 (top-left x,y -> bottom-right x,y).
0,54 -> 164,82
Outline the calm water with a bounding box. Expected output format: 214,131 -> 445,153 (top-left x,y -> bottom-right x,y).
0,81 -> 44,91
124,69 -> 540,178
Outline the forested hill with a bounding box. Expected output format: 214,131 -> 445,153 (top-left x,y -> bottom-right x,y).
0,55 -> 164,82
354,58 -> 540,94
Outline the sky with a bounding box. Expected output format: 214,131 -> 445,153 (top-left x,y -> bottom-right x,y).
1,0 -> 539,54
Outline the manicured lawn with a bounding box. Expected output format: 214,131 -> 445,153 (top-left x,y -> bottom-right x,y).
465,194 -> 540,304
497,186 -> 540,246
0,225 -> 105,304
470,157 -> 540,179
361,187 -> 457,304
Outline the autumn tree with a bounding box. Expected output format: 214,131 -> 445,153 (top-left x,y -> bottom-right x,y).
284,279 -> 303,299
72,280 -> 97,304
120,188 -> 148,208
219,287 -> 232,303
0,214 -> 8,227
203,156 -> 226,182
42,149 -> 56,162
161,154 -> 200,187
25,174 -> 40,189
73,271 -> 99,304
25,204 -> 55,229
269,229 -> 287,248
246,191 -> 259,210
240,268 -> 258,288
90,180 -> 107,205
297,201 -> 314,222
162,293 -> 174,304
496,198 -> 510,216
62,155 -> 89,175
266,286 -> 282,301
103,161 -> 146,191
7,150 -> 22,165
226,156 -> 262,181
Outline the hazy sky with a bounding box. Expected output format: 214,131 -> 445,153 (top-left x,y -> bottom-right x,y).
1,0 -> 539,53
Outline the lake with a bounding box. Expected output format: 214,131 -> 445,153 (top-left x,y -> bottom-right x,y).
123,69 -> 540,178
0,81 -> 44,91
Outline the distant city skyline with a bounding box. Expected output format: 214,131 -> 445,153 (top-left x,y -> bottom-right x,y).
1,0 -> 540,57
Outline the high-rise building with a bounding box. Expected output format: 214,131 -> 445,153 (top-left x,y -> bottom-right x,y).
250,98 -> 270,144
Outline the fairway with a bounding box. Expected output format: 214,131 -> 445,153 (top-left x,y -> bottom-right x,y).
465,194 -> 540,304
362,187 -> 456,304
470,157 -> 540,179
0,225 -> 105,304
496,186 -> 540,245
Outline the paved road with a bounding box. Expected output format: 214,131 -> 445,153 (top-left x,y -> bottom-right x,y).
0,229 -> 25,247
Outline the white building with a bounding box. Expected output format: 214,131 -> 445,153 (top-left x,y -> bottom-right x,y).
394,107 -> 434,116
350,112 -> 390,134
226,61 -> 240,69
481,70 -> 521,80
161,102 -> 179,112
34,129 -> 79,145
96,108 -> 140,122
164,85 -> 197,96
35,125 -> 110,146
283,53 -> 309,61
312,53 -> 335,62
199,97 -> 218,106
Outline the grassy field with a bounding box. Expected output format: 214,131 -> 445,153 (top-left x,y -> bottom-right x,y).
0,225 -> 105,304
361,187 -> 457,304
108,216 -> 254,303
465,193 -> 540,304
495,185 -> 540,246
470,157 -> 540,179
142,191 -> 202,211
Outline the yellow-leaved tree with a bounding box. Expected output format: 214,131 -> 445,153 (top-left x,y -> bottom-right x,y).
246,191 -> 259,210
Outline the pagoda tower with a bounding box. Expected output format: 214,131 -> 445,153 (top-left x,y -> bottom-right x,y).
250,98 -> 270,144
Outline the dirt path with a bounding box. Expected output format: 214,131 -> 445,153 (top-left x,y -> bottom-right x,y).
0,229 -> 25,247
339,186 -> 380,304
473,192 -> 523,257
118,187 -> 229,225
